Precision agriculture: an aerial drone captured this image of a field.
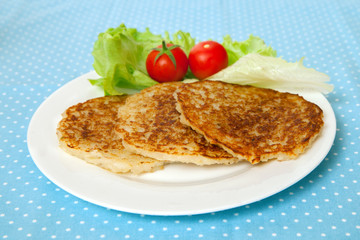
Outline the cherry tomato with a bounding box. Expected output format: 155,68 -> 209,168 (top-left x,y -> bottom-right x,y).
189,40 -> 228,80
146,41 -> 188,83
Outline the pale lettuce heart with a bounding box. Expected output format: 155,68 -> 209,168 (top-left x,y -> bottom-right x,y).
207,53 -> 333,93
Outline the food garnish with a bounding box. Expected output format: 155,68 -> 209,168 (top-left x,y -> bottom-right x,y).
90,23 -> 332,95
146,41 -> 188,83
189,40 -> 228,80
207,53 -> 334,93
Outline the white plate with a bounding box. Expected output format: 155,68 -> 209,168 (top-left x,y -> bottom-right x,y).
27,71 -> 336,216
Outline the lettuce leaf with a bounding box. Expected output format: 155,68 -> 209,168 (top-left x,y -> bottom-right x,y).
207,53 -> 333,93
164,30 -> 195,56
91,24 -> 160,95
222,34 -> 277,65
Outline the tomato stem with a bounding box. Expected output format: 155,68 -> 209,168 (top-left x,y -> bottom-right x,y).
153,40 -> 180,69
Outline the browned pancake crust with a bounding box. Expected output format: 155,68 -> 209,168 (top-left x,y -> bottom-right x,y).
116,82 -> 239,165
58,96 -> 126,151
174,80 -> 324,164
56,96 -> 165,174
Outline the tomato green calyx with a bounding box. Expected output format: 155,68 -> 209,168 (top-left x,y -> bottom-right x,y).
152,41 -> 181,68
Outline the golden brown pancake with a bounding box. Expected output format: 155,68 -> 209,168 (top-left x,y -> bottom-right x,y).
174,80 -> 324,164
56,96 -> 165,174
115,82 -> 239,165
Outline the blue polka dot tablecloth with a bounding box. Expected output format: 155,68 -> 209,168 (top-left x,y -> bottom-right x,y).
1,0 -> 359,239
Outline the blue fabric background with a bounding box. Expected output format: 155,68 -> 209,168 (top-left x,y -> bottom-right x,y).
1,0 -> 359,239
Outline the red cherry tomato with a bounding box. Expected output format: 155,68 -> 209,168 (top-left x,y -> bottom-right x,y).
189,40 -> 228,80
146,41 -> 188,83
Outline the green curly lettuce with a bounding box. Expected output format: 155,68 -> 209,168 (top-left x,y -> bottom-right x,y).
222,34 -> 277,65
91,24 -> 163,95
